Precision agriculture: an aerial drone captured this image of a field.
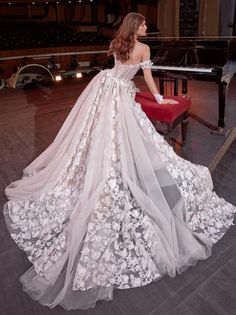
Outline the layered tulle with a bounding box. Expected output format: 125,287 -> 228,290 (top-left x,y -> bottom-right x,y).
4,60 -> 236,310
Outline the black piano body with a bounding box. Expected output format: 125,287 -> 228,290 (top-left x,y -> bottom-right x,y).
140,36 -> 236,129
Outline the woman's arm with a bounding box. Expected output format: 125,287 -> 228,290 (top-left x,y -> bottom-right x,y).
141,45 -> 178,104
142,45 -> 160,95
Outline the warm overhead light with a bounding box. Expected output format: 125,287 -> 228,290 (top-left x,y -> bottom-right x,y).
32,1 -> 35,4
55,75 -> 62,81
8,2 -> 11,5
76,72 -> 82,78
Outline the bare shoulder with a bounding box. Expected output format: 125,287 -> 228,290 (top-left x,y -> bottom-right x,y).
131,41 -> 151,63
135,41 -> 150,61
136,41 -> 150,52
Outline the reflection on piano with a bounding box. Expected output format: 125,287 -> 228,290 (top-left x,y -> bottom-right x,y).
141,36 -> 236,130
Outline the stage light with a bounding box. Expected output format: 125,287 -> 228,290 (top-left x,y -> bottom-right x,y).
55,75 -> 62,81
76,72 -> 82,78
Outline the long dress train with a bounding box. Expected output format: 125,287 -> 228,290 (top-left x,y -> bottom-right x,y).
4,59 -> 236,310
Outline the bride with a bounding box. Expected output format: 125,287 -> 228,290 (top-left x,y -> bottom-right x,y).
4,12 -> 236,310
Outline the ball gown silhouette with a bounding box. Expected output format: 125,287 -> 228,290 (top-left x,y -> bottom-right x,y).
4,59 -> 236,310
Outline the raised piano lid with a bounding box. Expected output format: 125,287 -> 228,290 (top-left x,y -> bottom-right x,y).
140,36 -> 236,66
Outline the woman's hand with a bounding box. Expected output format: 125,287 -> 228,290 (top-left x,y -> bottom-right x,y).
159,99 -> 179,105
154,93 -> 179,104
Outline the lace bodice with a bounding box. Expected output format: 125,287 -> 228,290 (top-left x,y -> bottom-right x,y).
107,59 -> 153,81
99,59 -> 153,98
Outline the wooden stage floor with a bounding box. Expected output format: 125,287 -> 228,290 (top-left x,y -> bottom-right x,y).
0,75 -> 236,315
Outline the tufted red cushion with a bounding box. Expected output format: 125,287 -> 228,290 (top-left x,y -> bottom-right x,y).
135,92 -> 191,123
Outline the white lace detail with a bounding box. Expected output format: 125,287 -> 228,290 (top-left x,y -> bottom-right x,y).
106,72 -> 130,87
72,96 -> 161,291
7,78 -> 105,275
73,180 -> 161,290
140,60 -> 153,69
132,102 -> 235,244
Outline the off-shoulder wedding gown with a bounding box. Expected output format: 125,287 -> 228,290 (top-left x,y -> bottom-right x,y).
4,60 -> 236,310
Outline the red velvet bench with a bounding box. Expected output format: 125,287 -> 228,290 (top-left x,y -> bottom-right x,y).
135,92 -> 191,145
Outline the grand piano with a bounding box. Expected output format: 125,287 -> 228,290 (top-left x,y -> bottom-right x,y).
140,36 -> 236,130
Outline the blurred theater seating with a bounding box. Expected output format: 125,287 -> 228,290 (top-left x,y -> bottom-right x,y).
0,22 -> 111,83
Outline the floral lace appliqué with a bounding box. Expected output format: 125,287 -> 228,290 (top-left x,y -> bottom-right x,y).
140,60 -> 154,69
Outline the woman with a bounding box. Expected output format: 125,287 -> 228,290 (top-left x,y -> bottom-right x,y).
4,13 -> 236,310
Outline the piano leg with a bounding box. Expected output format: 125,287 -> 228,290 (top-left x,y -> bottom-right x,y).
159,78 -> 164,95
182,79 -> 188,95
218,81 -> 227,128
159,78 -> 179,96
174,79 -> 178,96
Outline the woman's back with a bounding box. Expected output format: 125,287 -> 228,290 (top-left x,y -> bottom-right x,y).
121,41 -> 149,65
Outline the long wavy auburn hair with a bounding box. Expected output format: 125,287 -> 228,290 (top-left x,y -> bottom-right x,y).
108,12 -> 145,63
